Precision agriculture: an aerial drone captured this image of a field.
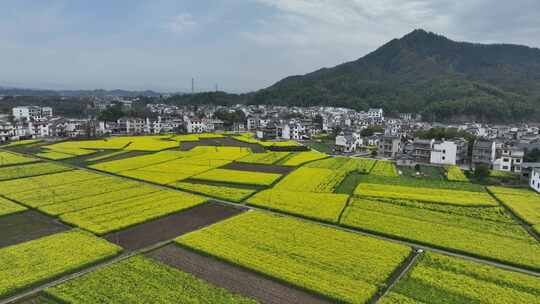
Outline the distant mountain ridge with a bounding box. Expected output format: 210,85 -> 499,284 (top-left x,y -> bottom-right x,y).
250,29 -> 540,122
0,87 -> 165,98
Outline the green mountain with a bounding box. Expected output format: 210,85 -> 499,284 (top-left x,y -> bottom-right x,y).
250,29 -> 540,122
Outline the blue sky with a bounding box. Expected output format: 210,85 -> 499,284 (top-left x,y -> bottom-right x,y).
1,0 -> 539,92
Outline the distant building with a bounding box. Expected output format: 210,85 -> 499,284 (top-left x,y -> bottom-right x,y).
472,139 -> 496,168
530,168 -> 540,193
430,139 -> 468,165
335,132 -> 361,153
378,136 -> 401,158
412,139 -> 434,163
12,106 -> 53,120
493,144 -> 524,173
367,108 -> 384,120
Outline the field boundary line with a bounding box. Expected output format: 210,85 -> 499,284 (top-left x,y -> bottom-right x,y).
369,249 -> 423,303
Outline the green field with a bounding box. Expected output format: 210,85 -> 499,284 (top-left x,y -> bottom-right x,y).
0,151 -> 38,167
356,174 -> 486,192
380,252 -> 540,304
175,182 -> 256,202
192,169 -> 281,186
489,187 -> 540,227
341,197 -> 540,270
45,256 -> 256,304
237,151 -> 291,165
0,230 -> 121,298
355,183 -> 497,206
177,211 -> 411,303
370,160 -> 399,177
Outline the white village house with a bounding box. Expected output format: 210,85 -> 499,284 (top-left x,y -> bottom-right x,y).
530,168 -> 540,193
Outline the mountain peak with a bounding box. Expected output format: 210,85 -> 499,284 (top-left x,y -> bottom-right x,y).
400,29 -> 446,42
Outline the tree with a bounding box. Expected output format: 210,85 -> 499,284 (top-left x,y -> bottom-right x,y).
361,126 -> 384,137
98,104 -> 124,122
473,164 -> 490,181
524,148 -> 540,162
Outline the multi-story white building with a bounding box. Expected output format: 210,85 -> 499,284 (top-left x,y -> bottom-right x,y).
530,168 -> 540,193
12,106 -> 53,120
430,139 -> 468,165
493,145 -> 524,173
367,108 -> 384,120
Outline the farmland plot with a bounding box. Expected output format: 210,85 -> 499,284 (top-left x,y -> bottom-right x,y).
274,167 -> 342,192
177,211 -> 411,304
0,162 -> 72,181
341,197 -> 540,270
370,161 -> 399,177
357,174 -> 486,192
192,169 -> 281,186
60,190 -> 207,235
355,183 -> 497,206
0,151 -> 38,167
45,256 -> 257,304
90,150 -> 184,172
0,170 -> 104,196
246,190 -> 348,222
279,150 -> 328,166
446,165 -> 469,182
0,197 -> 26,217
489,186 -> 540,227
380,252 -> 540,304
0,230 -> 121,298
237,151 -> 291,165
175,182 -> 256,202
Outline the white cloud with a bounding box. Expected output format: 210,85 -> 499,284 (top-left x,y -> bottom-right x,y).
164,13 -> 198,34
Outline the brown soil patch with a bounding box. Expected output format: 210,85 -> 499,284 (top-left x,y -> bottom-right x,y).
222,162 -> 295,175
104,202 -> 245,251
0,211 -> 69,248
147,244 -> 331,304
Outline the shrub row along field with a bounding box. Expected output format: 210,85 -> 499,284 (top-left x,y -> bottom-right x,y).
236,151 -> 290,165
247,190 -> 349,222
340,197 -> 540,270
355,183 -> 497,206
380,252 -> 540,304
489,187 -> 540,230
0,162 -> 72,181
177,211 -> 411,304
278,150 -> 328,166
60,189 -> 207,235
0,151 -> 39,167
175,182 -> 256,202
45,256 -> 256,304
446,165 -> 469,182
192,168 -> 281,186
0,197 -> 26,217
357,174 -> 486,192
370,160 -> 399,177
45,256 -> 257,304
0,229 -> 121,298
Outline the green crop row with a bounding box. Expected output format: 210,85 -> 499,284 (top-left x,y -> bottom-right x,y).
278,150 -> 328,166
355,183 -> 497,206
0,151 -> 38,167
356,174 -> 486,192
175,182 -> 256,202
176,211 -> 411,304
380,252 -> 540,304
247,189 -> 349,222
0,230 -> 121,298
45,256 -> 256,304
0,162 -> 72,181
340,197 -> 540,270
